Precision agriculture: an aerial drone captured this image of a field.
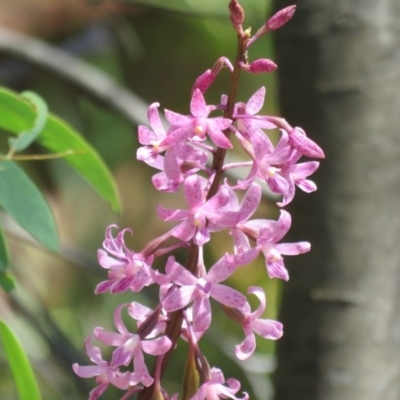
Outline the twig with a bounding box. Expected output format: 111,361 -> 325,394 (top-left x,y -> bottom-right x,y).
0,26 -> 149,126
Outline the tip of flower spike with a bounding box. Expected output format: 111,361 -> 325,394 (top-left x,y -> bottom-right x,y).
229,0 -> 245,34
267,5 -> 296,31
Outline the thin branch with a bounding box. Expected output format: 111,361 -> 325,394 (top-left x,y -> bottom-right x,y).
0,26 -> 149,126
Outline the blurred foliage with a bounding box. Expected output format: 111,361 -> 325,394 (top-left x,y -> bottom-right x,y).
0,319 -> 42,400
0,0 -> 282,399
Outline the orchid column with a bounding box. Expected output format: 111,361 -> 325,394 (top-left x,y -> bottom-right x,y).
73,2 -> 324,400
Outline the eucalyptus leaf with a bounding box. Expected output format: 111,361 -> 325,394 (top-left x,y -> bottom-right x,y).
0,160 -> 59,252
0,87 -> 121,213
0,320 -> 42,400
8,91 -> 48,153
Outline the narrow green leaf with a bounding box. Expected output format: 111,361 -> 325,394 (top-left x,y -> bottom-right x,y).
0,160 -> 59,252
0,87 -> 121,213
8,92 -> 48,153
0,226 -> 15,291
0,320 -> 42,400
0,223 -> 9,272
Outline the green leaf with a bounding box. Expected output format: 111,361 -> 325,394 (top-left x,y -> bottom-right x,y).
0,272 -> 16,292
0,160 -> 58,252
0,223 -> 9,273
0,226 -> 15,291
0,87 -> 121,213
8,92 -> 48,153
0,320 -> 42,400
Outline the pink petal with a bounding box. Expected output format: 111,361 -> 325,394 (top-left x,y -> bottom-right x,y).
190,89 -> 208,117
165,109 -> 192,127
72,364 -> 104,378
246,87 -> 265,115
128,302 -> 152,321
207,250 -> 259,283
193,296 -> 212,333
95,279 -> 116,294
97,250 -> 121,270
265,171 -> 289,194
110,277 -> 135,294
278,177 -> 295,207
266,259 -> 289,281
207,120 -> 233,149
291,161 -> 320,179
161,126 -> 191,147
232,229 -> 252,254
141,336 -> 171,356
246,286 -> 266,320
94,328 -> 124,346
206,254 -> 237,283
210,367 -> 226,384
194,226 -> 210,246
111,336 -> 139,367
251,319 -> 283,340
166,257 -> 197,286
113,304 -> 130,335
133,348 -> 153,387
210,284 -> 247,309
89,383 -> 109,400
235,327 -> 256,360
297,179 -> 317,193
163,286 -> 195,312
271,210 -> 292,242
138,125 -> 158,145
170,220 -> 195,242
184,175 -> 206,208
152,172 -> 180,192
204,187 -> 230,212
275,241 -> 311,255
156,205 -> 189,221
147,102 -> 165,136
248,125 -> 274,158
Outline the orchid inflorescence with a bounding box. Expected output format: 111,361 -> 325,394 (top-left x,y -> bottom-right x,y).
73,2 -> 324,399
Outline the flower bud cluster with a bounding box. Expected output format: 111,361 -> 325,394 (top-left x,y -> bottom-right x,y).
74,3 -> 324,399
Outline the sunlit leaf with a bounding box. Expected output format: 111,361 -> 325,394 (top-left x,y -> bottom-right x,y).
8,91 -> 48,153
0,320 -> 42,400
0,87 -> 121,213
0,160 -> 58,252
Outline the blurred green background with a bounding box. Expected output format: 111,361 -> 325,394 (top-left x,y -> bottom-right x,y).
0,0 -> 283,398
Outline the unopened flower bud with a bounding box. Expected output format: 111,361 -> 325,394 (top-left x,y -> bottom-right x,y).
246,5 -> 296,48
239,59 -> 277,74
192,69 -> 216,94
229,0 -> 245,35
289,128 -> 326,159
266,5 -> 296,31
